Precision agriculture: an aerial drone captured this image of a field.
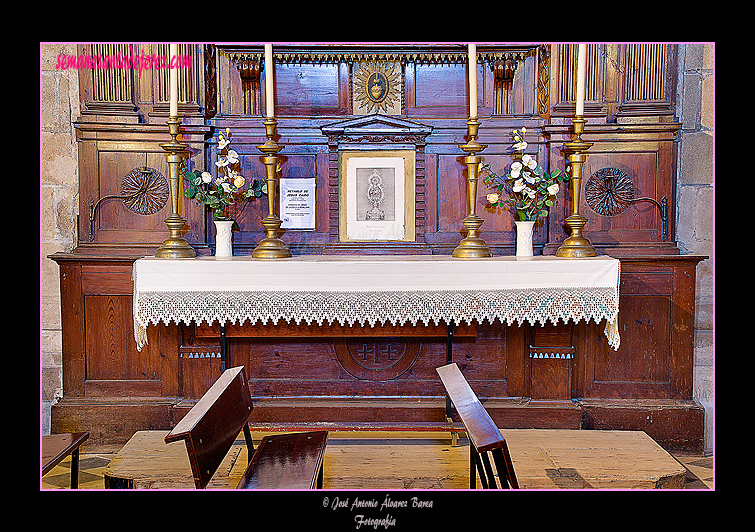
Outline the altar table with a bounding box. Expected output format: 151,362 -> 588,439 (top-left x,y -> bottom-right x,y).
133,255 -> 620,352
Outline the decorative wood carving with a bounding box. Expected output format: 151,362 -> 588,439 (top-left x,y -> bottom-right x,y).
204,44 -> 217,118
619,43 -> 675,115
585,167 -> 636,216
352,61 -> 403,115
492,58 -> 517,115
537,45 -> 550,118
335,338 -> 420,381
234,57 -> 261,116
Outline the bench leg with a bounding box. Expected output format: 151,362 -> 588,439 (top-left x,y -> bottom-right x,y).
317,461 -> 324,489
469,443 -> 476,489
480,451 -> 498,489
491,448 -> 511,489
243,423 -> 255,463
470,444 -> 489,489
70,448 -> 80,489
491,445 -> 518,489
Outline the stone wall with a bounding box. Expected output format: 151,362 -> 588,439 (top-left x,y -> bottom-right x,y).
41,43 -> 80,434
675,43 -> 715,454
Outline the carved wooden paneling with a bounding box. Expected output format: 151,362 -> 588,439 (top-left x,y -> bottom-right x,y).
79,43 -> 203,118
551,43 -> 675,119
576,258 -> 698,401
620,43 -> 674,115
52,43 -> 706,451
153,43 -> 197,114
76,127 -> 207,248
545,122 -> 679,255
89,43 -> 134,103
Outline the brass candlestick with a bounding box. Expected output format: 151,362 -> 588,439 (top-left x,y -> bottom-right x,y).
556,117 -> 596,258
252,117 -> 291,259
155,116 -> 196,258
452,118 -> 492,259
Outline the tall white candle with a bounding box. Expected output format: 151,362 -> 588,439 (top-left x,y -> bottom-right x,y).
468,43 -> 477,119
169,43 -> 178,117
265,44 -> 274,118
576,43 -> 586,116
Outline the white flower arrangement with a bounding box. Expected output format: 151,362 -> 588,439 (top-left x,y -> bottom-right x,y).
483,128 -> 569,222
183,129 -> 266,228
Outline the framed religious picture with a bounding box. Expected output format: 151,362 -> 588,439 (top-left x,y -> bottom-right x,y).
339,150 -> 416,242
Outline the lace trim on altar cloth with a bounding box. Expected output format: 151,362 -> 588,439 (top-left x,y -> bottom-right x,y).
133,287 -> 620,351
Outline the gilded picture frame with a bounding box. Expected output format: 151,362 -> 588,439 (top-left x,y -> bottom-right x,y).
339,150 -> 416,242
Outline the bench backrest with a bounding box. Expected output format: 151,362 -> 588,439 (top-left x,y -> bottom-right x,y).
165,366 -> 253,488
436,363 -> 504,453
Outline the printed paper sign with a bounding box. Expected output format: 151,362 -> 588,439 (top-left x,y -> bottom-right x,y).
280,178 -> 316,230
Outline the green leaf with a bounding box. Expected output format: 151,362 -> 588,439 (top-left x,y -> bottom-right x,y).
184,188 -> 195,199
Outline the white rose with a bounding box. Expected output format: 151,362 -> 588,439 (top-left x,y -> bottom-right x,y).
487,193 -> 500,203
547,183 -> 559,195
510,161 -> 522,179
201,171 -> 213,183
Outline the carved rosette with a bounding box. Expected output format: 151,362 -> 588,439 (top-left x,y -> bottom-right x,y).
335,338 -> 419,381
122,166 -> 169,215
585,167 -> 635,216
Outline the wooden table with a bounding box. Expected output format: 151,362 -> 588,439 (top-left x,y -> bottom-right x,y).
42,432 -> 90,488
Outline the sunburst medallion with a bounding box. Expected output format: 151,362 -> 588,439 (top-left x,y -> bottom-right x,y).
353,61 -> 402,115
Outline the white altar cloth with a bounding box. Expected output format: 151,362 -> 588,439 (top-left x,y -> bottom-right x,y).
133,255 -> 620,351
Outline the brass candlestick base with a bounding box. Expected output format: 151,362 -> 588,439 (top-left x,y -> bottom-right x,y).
252,117 -> 291,259
452,118 -> 492,259
556,117 -> 596,258
155,117 -> 196,259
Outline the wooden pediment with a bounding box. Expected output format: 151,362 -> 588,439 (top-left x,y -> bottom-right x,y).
321,114 -> 432,145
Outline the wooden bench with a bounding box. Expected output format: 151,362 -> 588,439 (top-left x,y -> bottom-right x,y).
164,366 -> 328,489
437,363 -> 518,489
42,432 -> 90,488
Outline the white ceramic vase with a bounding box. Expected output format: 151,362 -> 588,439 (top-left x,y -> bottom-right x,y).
214,220 -> 234,258
515,220 -> 535,257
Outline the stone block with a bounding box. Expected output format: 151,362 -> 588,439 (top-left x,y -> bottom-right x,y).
680,131 -> 713,185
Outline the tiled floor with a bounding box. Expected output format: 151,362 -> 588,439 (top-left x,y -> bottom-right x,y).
41,442 -> 714,490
